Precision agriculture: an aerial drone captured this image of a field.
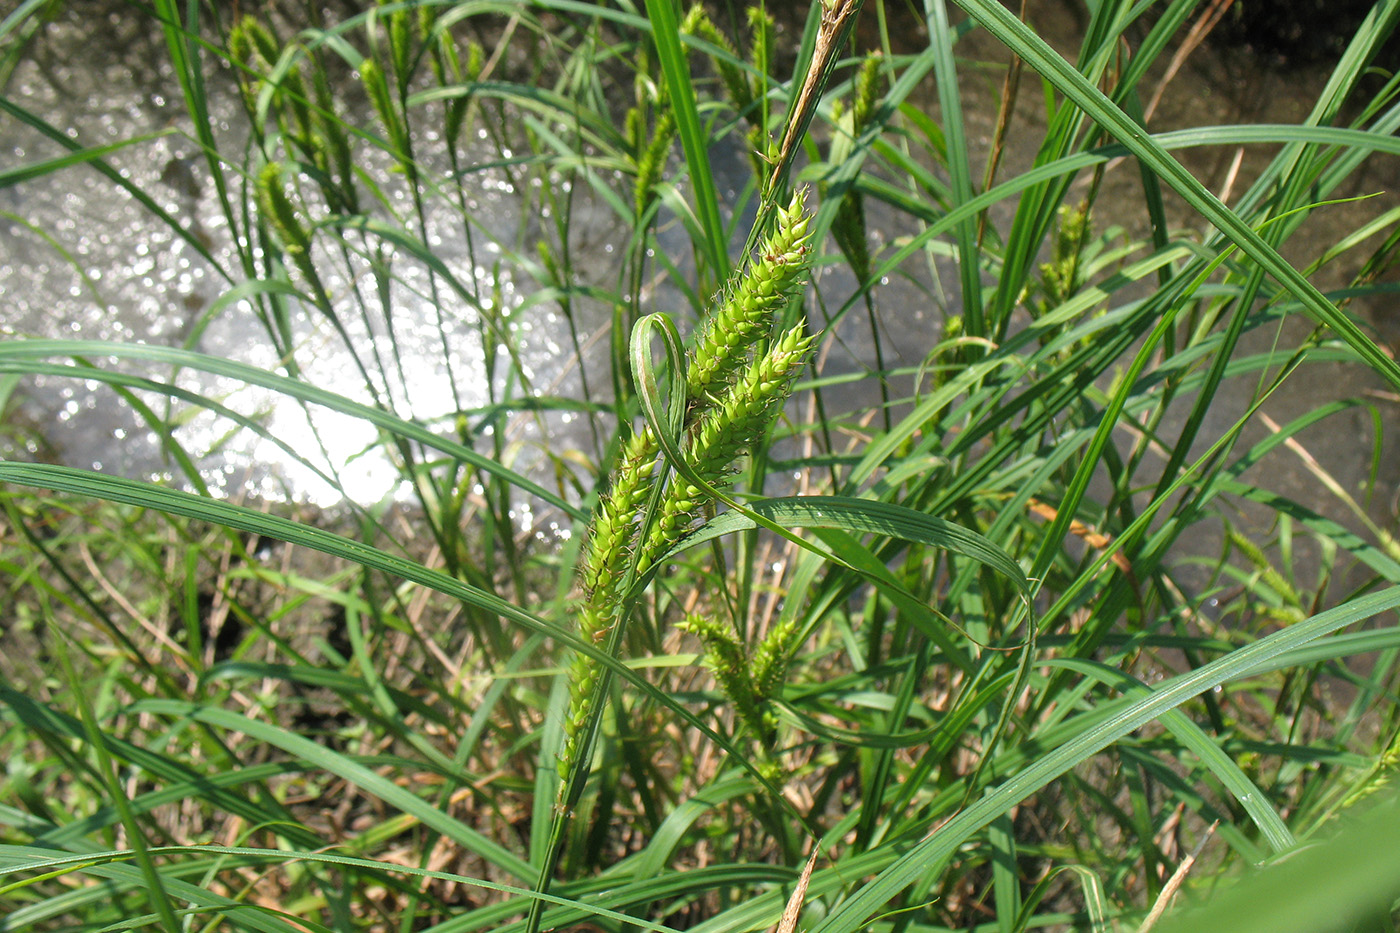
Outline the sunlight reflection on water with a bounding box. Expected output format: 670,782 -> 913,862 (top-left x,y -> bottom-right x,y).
0,10 -> 628,512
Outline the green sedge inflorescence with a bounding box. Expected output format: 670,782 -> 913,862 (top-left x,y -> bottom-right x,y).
557,189 -> 816,804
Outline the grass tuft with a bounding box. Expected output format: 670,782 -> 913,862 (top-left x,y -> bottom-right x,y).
3,0 -> 1400,930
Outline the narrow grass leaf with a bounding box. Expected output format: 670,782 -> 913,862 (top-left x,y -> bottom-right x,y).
642,0 -> 727,284
951,0 -> 1400,392
807,586 -> 1400,933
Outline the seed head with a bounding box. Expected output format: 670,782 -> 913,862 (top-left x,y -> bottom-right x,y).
687,190 -> 813,404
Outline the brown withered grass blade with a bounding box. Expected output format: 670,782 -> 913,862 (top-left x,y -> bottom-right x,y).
742,0 -> 865,262
774,845 -> 820,933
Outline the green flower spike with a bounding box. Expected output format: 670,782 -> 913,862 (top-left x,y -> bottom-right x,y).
687,189 -> 813,406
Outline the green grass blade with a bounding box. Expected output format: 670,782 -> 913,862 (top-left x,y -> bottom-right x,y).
1045,658 -> 1294,852
807,586 -> 1400,933
926,0 -> 983,335
642,0 -> 727,285
0,339 -> 584,521
0,132 -> 171,188
952,0 -> 1400,392
1152,792 -> 1400,933
648,495 -> 1030,599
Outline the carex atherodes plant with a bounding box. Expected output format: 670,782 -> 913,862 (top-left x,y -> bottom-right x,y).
8,0 -> 1400,931
573,195 -> 813,705
540,189 -> 816,933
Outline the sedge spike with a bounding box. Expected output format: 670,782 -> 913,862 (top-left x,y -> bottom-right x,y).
682,5 -> 753,118
559,192 -> 814,815
643,322 -> 814,563
256,162 -> 310,256
556,427 -> 660,803
853,51 -> 882,131
677,613 -> 766,733
687,189 -> 813,404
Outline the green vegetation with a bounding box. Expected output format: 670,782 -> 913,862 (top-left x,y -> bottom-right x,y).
4,0 -> 1400,930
